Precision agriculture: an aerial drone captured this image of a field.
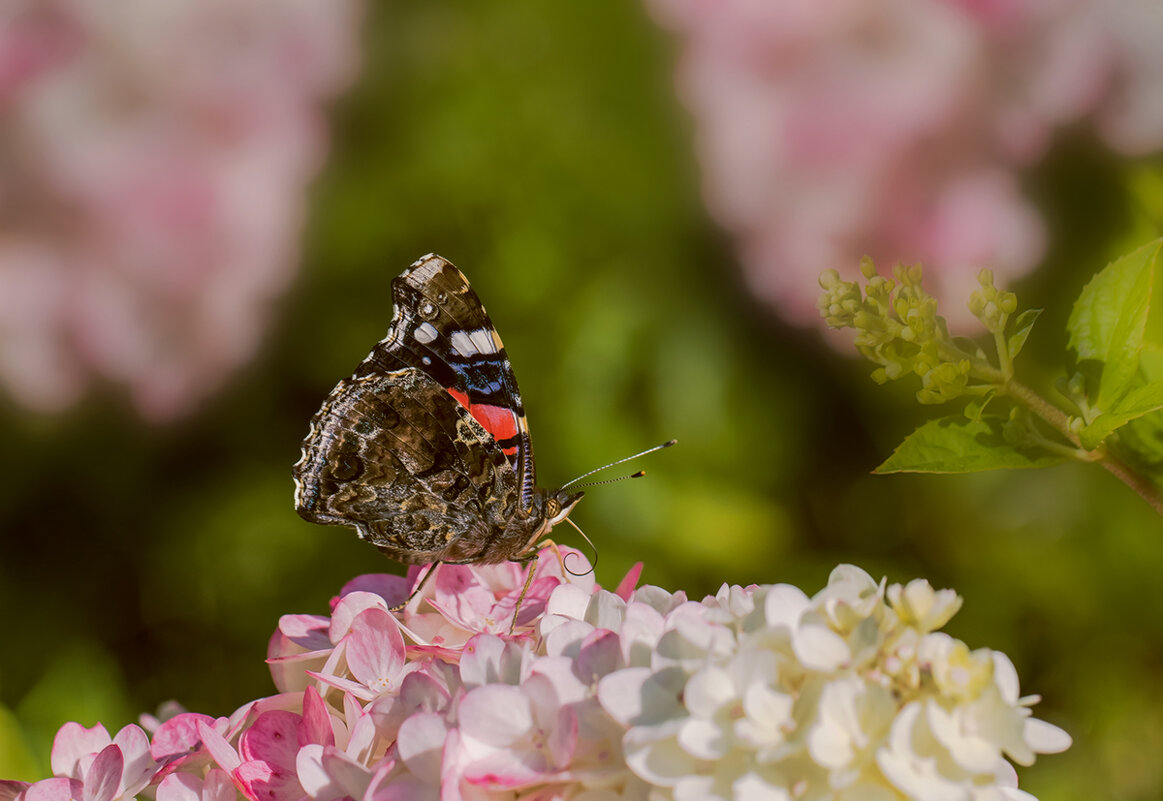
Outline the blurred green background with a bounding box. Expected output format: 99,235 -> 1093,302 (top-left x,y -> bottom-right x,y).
2,4 -> 1162,800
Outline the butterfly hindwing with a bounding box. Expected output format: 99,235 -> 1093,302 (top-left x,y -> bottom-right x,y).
293,366 -> 520,564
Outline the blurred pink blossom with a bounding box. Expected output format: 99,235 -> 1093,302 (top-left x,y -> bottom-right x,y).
2,554 -> 1070,801
648,0 -> 1163,328
0,0 -> 360,419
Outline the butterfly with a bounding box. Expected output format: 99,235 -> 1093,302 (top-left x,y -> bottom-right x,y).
292,254 -> 586,589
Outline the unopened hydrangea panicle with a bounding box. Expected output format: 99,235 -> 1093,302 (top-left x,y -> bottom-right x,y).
1,553 -> 1069,801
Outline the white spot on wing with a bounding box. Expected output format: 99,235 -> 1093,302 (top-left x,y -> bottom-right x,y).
451,330 -> 477,357
414,322 -> 438,344
469,328 -> 497,355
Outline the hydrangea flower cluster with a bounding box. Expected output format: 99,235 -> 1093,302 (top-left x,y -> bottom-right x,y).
0,553 -> 1070,801
0,0 -> 360,418
647,0 -> 1163,329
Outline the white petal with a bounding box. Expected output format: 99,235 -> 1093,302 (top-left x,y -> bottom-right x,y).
763,585 -> 810,631
678,717 -> 730,760
547,584 -> 592,619
792,622 -> 849,671
623,728 -> 693,787
1023,718 -> 1071,754
585,590 -> 628,631
683,666 -> 736,718
733,771 -> 791,801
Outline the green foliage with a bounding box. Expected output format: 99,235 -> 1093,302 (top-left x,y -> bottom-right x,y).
1066,241 -> 1158,410
822,239 -> 1163,513
875,417 -> 1066,474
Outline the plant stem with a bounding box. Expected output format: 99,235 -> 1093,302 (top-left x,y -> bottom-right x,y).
1005,379 -> 1163,516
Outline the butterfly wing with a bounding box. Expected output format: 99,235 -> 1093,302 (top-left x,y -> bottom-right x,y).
293,366 -> 521,564
356,254 -> 538,513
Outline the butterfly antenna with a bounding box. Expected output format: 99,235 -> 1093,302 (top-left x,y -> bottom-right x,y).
570,470 -> 645,490
560,439 -> 677,489
561,516 -> 597,577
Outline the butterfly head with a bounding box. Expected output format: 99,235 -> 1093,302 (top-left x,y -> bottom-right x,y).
544,488 -> 585,530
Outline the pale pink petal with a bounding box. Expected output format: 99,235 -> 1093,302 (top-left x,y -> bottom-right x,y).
235,758 -> 304,801
397,712 -> 450,784
319,747 -> 373,799
328,592 -> 390,642
575,629 -> 622,683
112,724 -> 157,796
82,744 -> 122,801
151,713 -> 216,760
299,687 -> 334,747
306,671 -> 376,703
293,744 -> 332,799
50,722 -> 110,779
458,634 -> 528,689
343,713 -> 376,764
545,707 -> 578,771
267,646 -> 332,695
24,779 -> 84,801
196,720 -> 242,774
202,770 -> 236,801
156,773 -> 202,801
542,619 -> 596,659
276,615 -> 333,651
458,686 -> 532,749
344,608 -> 406,694
367,671 -> 451,743
545,585 -> 590,620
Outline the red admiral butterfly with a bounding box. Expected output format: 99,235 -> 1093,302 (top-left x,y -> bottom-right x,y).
293,255 -> 673,626
293,253 -> 593,572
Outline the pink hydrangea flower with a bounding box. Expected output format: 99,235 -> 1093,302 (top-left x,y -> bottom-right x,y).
0,0 -> 360,419
6,557 -> 1070,800
647,0 -> 1163,329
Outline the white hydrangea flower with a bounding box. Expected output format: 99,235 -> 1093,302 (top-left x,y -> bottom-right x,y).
597,567 -> 1069,801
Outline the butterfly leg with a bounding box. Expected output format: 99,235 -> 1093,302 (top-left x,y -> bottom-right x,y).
508,551 -> 542,635
390,561 -> 442,613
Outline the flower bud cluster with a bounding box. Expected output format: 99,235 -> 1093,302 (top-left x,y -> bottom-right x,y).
968,271 -> 1019,334
820,259 -> 995,403
0,557 -> 1069,801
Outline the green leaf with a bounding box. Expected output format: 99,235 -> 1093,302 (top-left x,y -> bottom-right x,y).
1006,308 -> 1042,359
1066,240 -> 1161,409
875,416 -> 1067,474
1079,380 -> 1163,449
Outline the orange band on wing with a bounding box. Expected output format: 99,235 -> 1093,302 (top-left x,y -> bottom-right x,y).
447,388 -> 519,443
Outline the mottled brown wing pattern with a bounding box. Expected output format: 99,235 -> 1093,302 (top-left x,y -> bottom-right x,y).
357,254 -> 537,512
293,366 -> 521,564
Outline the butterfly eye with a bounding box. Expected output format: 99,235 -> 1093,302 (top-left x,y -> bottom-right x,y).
546,498 -> 561,517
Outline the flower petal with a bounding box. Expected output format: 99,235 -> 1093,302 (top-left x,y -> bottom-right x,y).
82,744 -> 122,801
458,685 -> 532,750
50,722 -> 110,779
299,688 -> 334,748
397,712 -> 449,784
24,779 -> 84,801
151,713 -> 216,761
344,608 -> 406,694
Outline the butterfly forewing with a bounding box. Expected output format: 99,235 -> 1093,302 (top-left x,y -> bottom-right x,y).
359,254 -> 537,511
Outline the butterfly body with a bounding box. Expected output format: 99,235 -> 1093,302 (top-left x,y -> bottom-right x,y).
293,254 -> 583,566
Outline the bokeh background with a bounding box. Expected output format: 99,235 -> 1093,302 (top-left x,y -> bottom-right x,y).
2,3 -> 1163,800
